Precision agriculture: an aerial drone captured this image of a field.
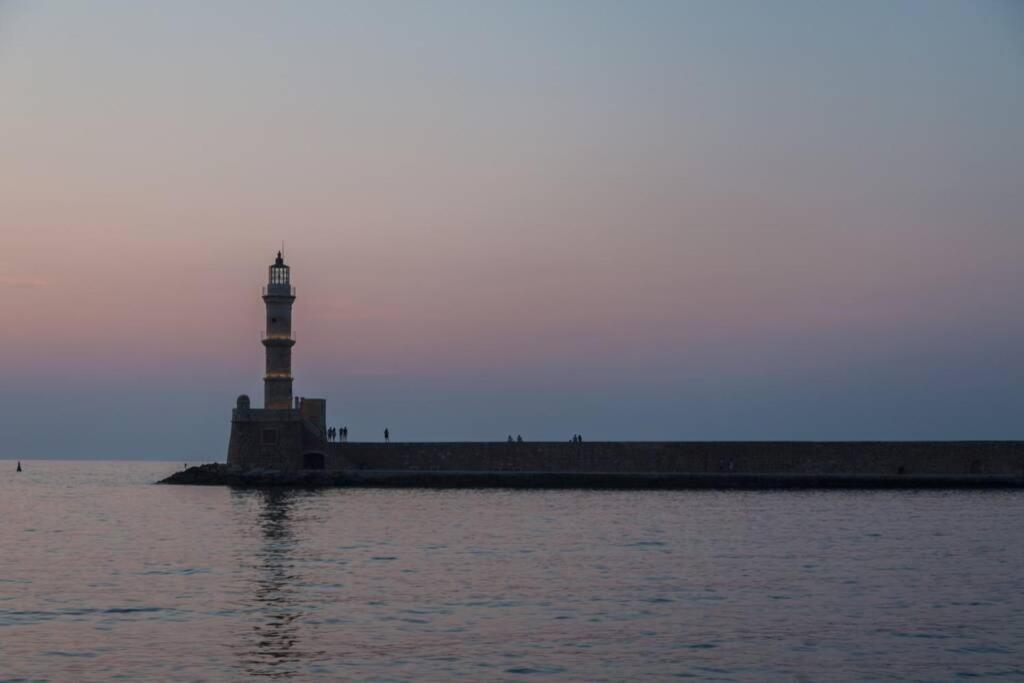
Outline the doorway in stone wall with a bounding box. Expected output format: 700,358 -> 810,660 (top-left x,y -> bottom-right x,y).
302,452 -> 325,470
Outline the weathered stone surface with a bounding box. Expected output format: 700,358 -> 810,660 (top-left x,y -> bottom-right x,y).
160,441 -> 1024,488
326,440 -> 1024,476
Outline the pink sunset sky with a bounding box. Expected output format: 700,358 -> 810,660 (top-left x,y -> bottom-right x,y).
1,1 -> 1022,457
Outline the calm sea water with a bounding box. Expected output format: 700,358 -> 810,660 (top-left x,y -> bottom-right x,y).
1,460 -> 1022,681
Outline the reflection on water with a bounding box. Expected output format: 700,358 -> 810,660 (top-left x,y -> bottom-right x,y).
2,462 -> 1024,680
236,489 -> 323,679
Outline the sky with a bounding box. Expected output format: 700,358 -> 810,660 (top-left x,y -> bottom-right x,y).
1,0 -> 1022,458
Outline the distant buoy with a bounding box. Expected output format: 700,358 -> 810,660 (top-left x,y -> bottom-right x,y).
16,461 -> 22,472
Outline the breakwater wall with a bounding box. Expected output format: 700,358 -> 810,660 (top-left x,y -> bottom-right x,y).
164,440 -> 1024,488
325,441 -> 1024,479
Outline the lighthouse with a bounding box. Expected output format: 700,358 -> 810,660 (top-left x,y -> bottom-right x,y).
227,250 -> 328,470
262,251 -> 295,409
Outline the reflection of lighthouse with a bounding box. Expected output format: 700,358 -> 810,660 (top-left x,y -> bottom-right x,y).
262,252 -> 296,410
235,489 -> 315,676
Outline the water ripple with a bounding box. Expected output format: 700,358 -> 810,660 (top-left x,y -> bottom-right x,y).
1,461 -> 1023,680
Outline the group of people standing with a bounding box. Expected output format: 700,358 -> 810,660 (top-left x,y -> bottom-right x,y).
328,430 -> 585,444
506,434 -> 583,443
328,427 -> 393,442
327,430 -> 589,446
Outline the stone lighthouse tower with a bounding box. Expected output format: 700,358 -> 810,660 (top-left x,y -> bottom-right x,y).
262,251 -> 295,409
227,251 -> 328,471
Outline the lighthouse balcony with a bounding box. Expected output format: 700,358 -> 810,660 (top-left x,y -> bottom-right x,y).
262,285 -> 296,297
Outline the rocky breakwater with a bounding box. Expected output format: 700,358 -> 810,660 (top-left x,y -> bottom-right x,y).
159,463 -> 346,487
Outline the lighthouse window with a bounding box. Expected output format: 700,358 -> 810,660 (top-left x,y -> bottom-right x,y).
261,428 -> 278,445
270,266 -> 288,284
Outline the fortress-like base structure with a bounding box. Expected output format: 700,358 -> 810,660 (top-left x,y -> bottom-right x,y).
227,397 -> 328,470
192,253 -> 1023,488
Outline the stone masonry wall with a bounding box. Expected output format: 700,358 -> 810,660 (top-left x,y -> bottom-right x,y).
227,408 -> 325,470
323,441 -> 1024,477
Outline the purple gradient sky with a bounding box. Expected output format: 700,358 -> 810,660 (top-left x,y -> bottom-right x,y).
1,1 -> 1022,458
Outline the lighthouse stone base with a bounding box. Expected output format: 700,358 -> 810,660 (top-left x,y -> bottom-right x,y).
226,395 -> 327,470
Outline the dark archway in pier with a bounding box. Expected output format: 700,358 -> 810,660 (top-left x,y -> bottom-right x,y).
302,452 -> 325,470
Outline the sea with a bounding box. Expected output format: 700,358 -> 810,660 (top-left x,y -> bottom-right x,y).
1,460 -> 1022,681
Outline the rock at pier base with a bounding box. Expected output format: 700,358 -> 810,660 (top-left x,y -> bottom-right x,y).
158,464 -> 344,487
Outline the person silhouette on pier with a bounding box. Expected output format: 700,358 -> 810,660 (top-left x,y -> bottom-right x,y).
384,428 -> 390,443
16,461 -> 21,472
